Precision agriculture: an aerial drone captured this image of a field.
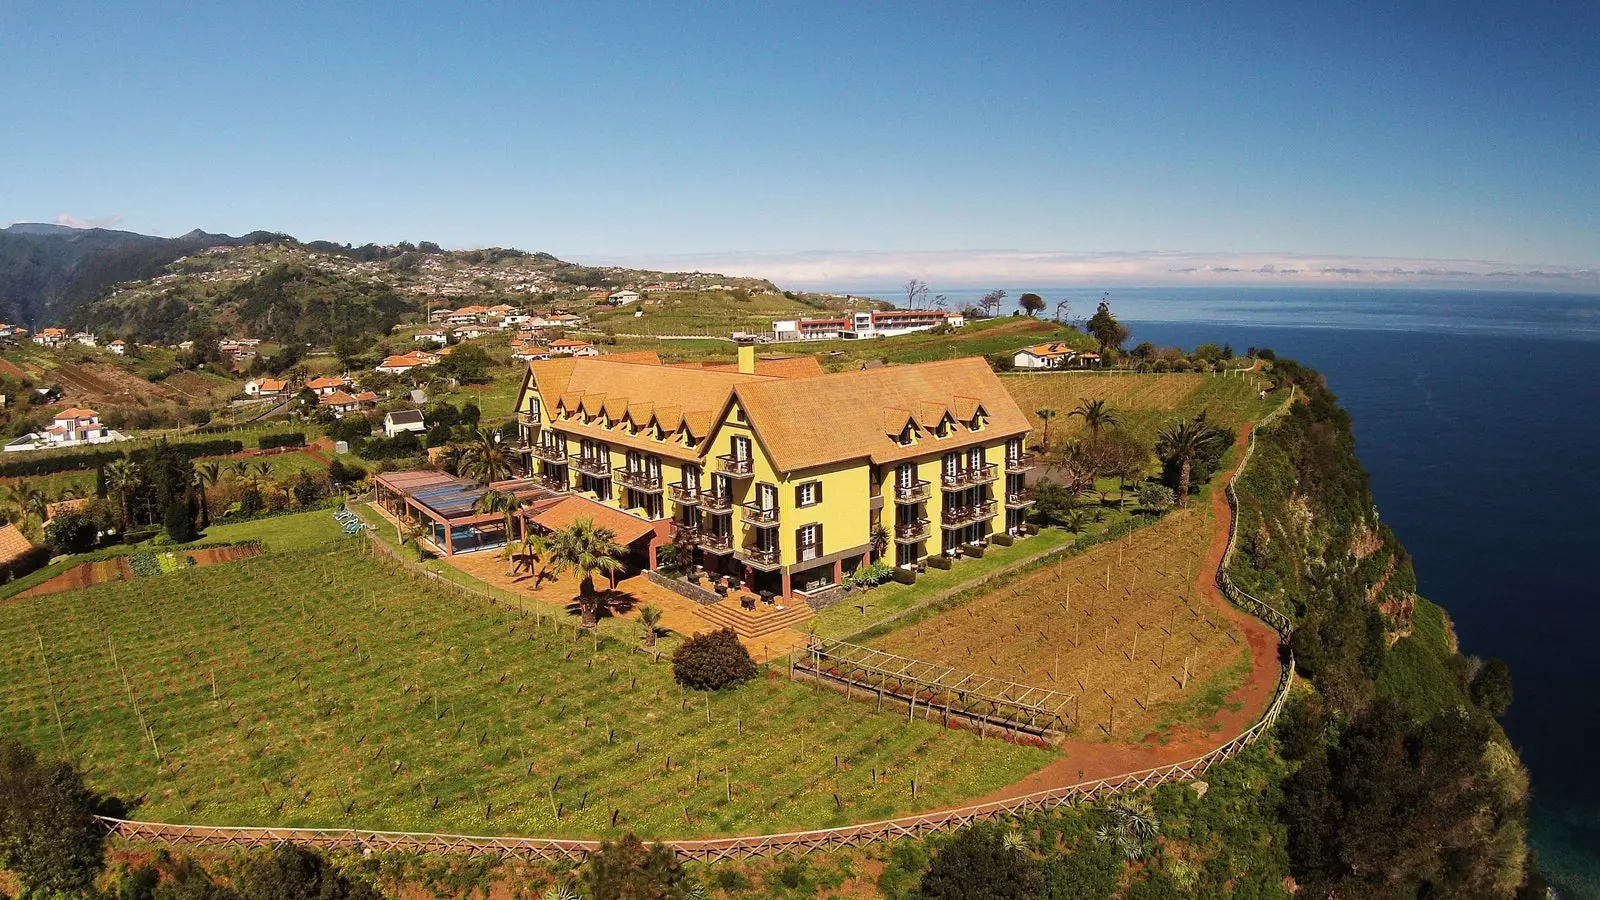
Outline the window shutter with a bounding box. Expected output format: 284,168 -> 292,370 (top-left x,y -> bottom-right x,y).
815,482 -> 823,504
815,523 -> 823,555
795,484 -> 804,506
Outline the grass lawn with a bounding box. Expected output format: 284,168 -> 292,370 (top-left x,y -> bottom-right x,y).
1002,371 -> 1274,450
197,508 -> 349,551
588,290 -> 846,338
787,318 -> 1091,370
0,546 -> 1054,838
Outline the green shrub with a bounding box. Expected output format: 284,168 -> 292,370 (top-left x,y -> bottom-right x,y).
927,555 -> 952,570
847,561 -> 894,588
962,543 -> 985,559
580,833 -> 691,899
891,567 -> 917,585
127,553 -> 161,577
918,824 -> 1041,898
44,512 -> 99,555
257,432 -> 306,450
1136,484 -> 1175,512
991,532 -> 1014,547
672,628 -> 758,691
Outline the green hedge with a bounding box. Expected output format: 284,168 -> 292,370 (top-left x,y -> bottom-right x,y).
0,439 -> 244,478
258,432 -> 307,450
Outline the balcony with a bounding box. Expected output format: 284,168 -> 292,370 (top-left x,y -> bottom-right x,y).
569,455 -> 612,477
701,493 -> 735,514
668,484 -> 702,505
533,473 -> 569,493
614,468 -> 663,492
892,479 -> 931,504
1005,454 -> 1034,473
716,454 -> 754,477
1005,489 -> 1035,508
739,545 -> 782,569
941,500 -> 998,528
531,443 -> 568,463
941,464 -> 999,489
517,411 -> 540,427
670,522 -> 699,543
894,519 -> 931,543
740,503 -> 780,527
698,530 -> 734,553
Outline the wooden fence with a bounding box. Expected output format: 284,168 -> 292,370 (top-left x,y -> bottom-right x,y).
97,403 -> 1300,863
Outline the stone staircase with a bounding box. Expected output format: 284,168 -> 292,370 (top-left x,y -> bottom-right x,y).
693,598 -> 815,640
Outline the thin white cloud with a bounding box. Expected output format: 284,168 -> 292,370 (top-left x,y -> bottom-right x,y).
52,212 -> 124,230
593,249 -> 1599,293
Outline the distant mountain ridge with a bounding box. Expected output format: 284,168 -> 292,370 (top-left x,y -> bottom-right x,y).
0,223 -> 283,327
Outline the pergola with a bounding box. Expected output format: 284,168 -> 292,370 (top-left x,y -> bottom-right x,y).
372,471 -> 559,555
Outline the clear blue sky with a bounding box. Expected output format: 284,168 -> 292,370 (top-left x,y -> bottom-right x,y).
3,1 -> 1596,279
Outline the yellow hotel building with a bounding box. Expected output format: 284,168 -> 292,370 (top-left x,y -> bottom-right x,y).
512,346 -> 1036,601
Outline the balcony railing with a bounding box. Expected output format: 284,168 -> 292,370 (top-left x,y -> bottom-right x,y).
670,522 -> 698,542
531,443 -> 568,463
941,500 -> 998,528
533,473 -> 569,493
740,545 -> 781,568
698,530 -> 734,553
701,493 -> 734,514
1005,454 -> 1034,473
941,464 -> 999,489
740,503 -> 780,527
668,484 -> 702,505
892,479 -> 931,503
894,519 -> 931,543
1005,489 -> 1035,508
517,411 -> 540,427
614,468 -> 663,492
716,454 -> 754,477
568,455 -> 612,477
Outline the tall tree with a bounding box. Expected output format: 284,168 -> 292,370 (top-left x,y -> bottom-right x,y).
1068,399 -> 1120,436
1034,407 -> 1059,452
474,488 -> 525,574
1018,293 -> 1046,317
1154,415 -> 1229,505
902,279 -> 930,310
980,289 -> 1006,318
102,458 -> 142,530
0,738 -> 108,895
546,518 -> 627,627
1086,295 -> 1130,353
193,461 -> 222,528
458,427 -> 516,485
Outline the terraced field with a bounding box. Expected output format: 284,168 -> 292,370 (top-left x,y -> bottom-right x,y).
0,545 -> 1052,838
863,503 -> 1248,742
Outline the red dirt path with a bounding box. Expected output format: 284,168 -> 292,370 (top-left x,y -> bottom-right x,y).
951,423 -> 1280,804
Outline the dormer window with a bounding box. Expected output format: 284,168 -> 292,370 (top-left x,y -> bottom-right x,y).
897,425 -> 914,446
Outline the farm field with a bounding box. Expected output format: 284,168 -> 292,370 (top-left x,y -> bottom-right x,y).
0,344 -> 242,411
788,317 -> 1092,370
861,501 -> 1249,743
0,545 -> 1054,838
1002,371 -> 1273,448
587,290 -> 858,337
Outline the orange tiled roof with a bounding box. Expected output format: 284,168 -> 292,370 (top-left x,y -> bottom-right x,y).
529,496 -> 655,545
733,357 -> 1030,472
320,391 -> 357,406
307,376 -> 348,389
56,407 -> 98,419
0,523 -> 34,565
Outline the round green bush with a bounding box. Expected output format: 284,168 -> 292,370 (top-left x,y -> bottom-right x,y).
672,628 -> 758,691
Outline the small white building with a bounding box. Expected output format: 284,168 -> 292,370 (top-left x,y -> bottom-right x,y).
107,339 -> 127,355
413,330 -> 447,346
608,289 -> 641,305
244,377 -> 290,397
1011,342 -> 1101,370
384,409 -> 427,437
4,407 -> 127,452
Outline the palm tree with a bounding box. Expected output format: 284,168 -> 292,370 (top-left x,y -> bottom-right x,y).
516,530 -> 552,585
1154,414 -> 1229,506
1068,399 -> 1120,436
474,489 -> 524,574
1095,795 -> 1159,861
1035,407 -> 1059,452
546,518 -> 626,628
639,604 -> 663,648
458,428 -> 515,485
103,458 -> 143,529
193,461 -> 222,528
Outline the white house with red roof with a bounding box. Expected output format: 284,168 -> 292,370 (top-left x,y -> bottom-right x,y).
4,407 -> 128,452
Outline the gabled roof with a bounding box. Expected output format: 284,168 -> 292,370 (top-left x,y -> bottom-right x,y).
320,391 -> 358,406
55,407 -> 98,419
0,523 -> 33,565
308,376 -> 348,388
386,409 -> 425,425
529,496 -> 655,545
1020,342 -> 1076,358
732,357 -> 1030,472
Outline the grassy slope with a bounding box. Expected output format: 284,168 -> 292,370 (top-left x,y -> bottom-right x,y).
1002,370 -> 1274,449
587,290 -> 851,337
1376,597 -> 1469,719
0,544 -> 1052,838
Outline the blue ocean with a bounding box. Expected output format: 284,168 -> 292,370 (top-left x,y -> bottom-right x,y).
849,286 -> 1600,896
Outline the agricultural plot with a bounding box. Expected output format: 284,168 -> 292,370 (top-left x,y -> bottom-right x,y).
0,546 -> 1053,838
865,503 -> 1248,742
1002,372 -> 1272,448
